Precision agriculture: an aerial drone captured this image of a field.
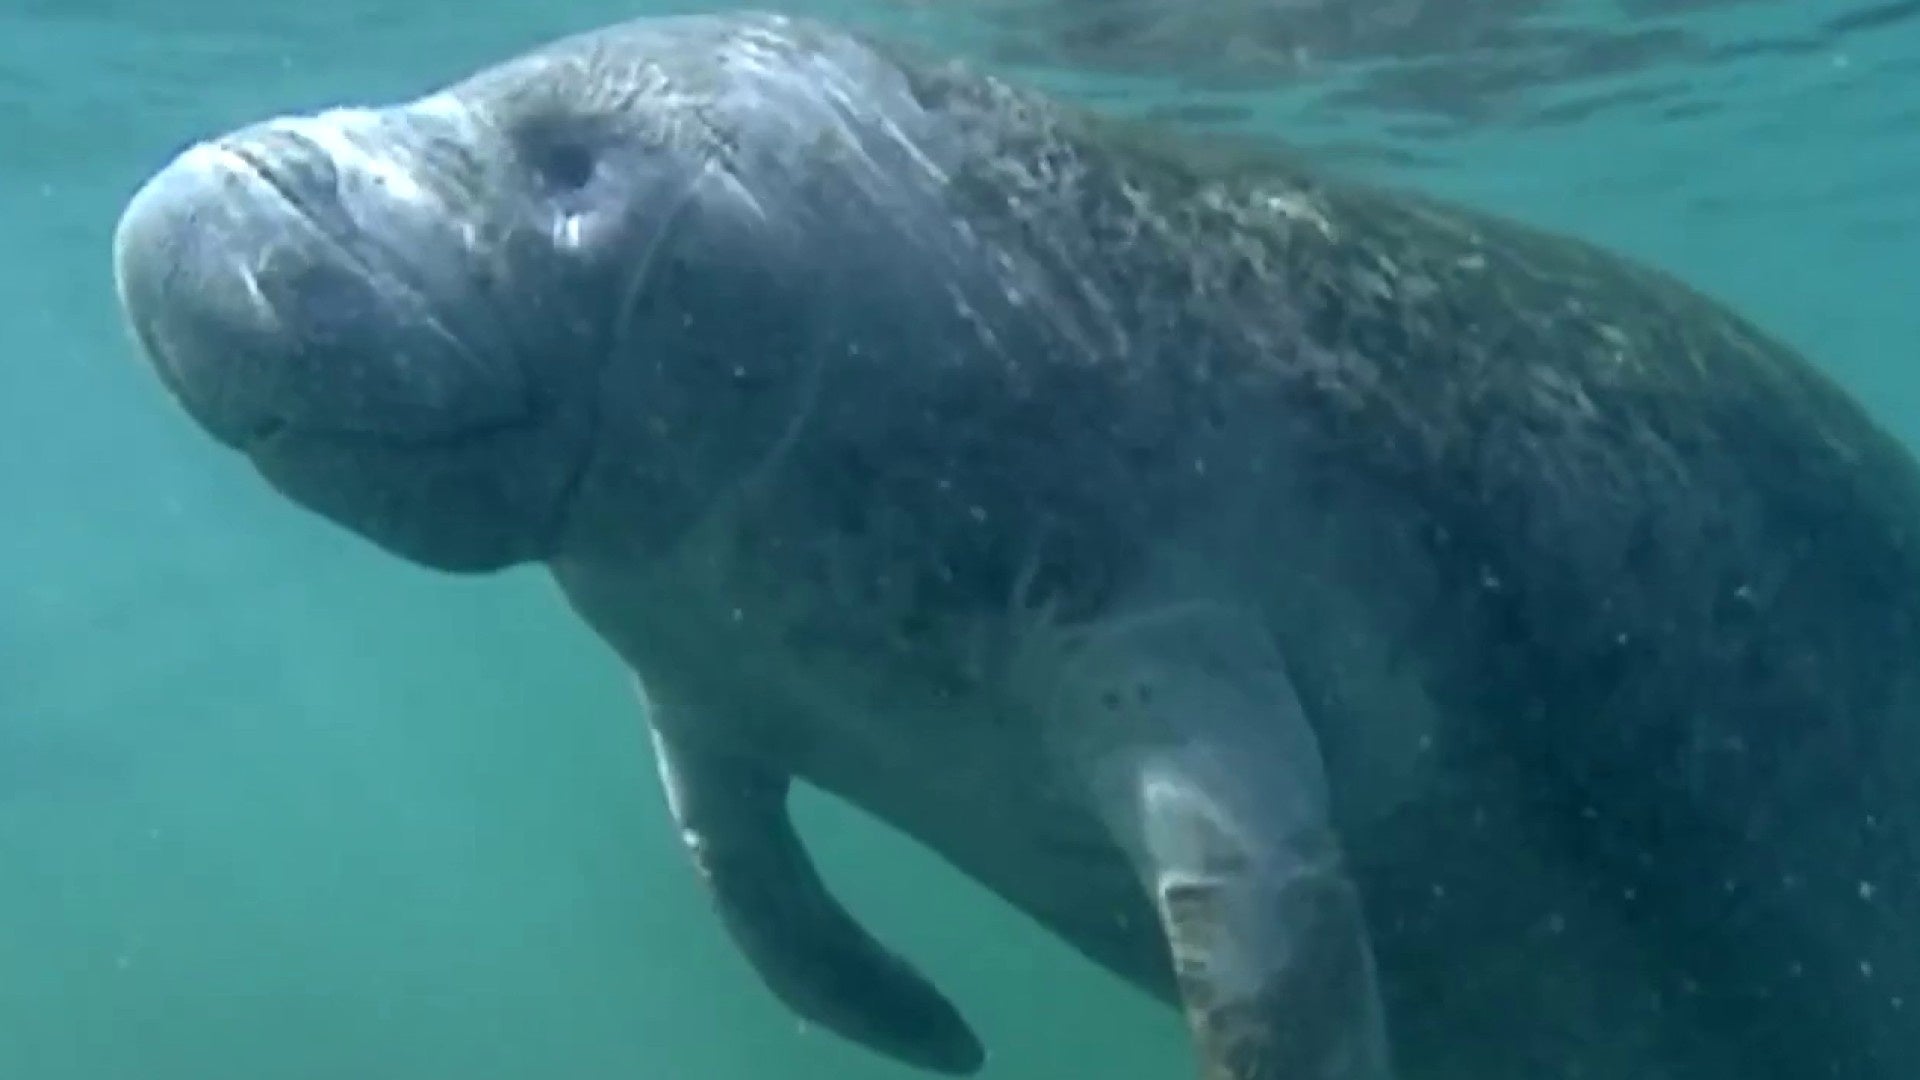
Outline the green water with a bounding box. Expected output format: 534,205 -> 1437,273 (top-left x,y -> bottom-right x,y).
3,1 -> 1917,1077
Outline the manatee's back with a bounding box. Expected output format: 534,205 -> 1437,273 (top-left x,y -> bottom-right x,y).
924,72 -> 1920,1075
878,51 -> 1920,1073
1267,157 -> 1920,1077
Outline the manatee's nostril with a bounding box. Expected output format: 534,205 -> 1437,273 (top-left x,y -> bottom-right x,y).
224,130 -> 340,213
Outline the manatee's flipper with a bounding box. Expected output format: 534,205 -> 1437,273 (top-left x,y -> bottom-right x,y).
1042,604 -> 1395,1080
643,709 -> 985,1076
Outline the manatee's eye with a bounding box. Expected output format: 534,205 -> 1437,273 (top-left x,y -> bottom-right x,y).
527,136 -> 597,193
512,117 -> 602,195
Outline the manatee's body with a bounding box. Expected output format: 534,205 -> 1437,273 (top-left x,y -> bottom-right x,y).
111,12 -> 1920,1080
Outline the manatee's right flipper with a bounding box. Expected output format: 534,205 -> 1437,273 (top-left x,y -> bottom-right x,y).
643,708 -> 985,1075
1041,604 -> 1395,1080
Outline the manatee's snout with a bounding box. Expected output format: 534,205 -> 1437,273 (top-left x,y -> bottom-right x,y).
112,103 -> 604,574
113,16 -> 876,575
113,108 -> 529,450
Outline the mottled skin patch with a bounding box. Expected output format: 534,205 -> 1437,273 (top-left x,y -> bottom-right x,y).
114,12 -> 1920,1080
902,63 -> 1920,1078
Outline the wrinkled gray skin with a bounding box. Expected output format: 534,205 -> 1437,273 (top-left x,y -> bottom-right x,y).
113,12 -> 1920,1080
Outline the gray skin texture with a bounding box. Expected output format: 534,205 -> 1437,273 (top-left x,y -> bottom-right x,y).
112,11 -> 1920,1080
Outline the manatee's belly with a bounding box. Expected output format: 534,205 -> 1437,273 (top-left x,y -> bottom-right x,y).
550,558 -> 1176,998
552,554 -> 1795,1080
695,644 -> 1173,998
791,689 -> 1175,999
621,594 -> 1746,1078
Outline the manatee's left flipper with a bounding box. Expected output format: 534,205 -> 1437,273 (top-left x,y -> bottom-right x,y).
645,714 -> 985,1075
1041,605 -> 1396,1080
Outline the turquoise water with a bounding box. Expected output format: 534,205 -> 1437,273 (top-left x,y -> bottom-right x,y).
3,1 -> 1917,1077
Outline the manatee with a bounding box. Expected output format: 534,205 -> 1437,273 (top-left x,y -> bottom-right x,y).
110,11 -> 1920,1079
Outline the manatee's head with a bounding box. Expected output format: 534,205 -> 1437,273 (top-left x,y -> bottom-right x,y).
113,13 -> 964,574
